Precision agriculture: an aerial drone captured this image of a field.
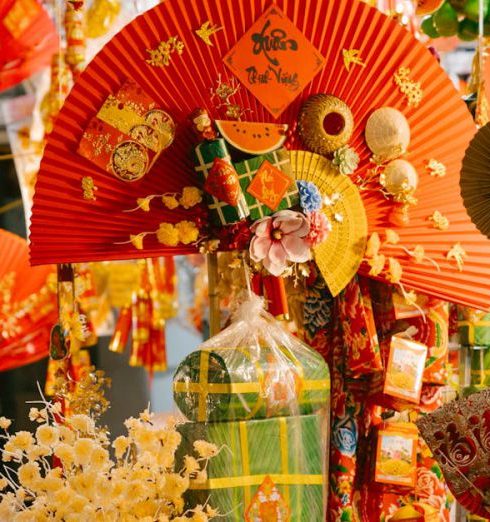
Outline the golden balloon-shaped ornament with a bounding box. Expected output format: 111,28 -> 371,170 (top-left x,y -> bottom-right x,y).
380,159 -> 419,203
365,107 -> 410,162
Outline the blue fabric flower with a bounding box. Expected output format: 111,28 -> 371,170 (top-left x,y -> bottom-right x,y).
297,180 -> 322,212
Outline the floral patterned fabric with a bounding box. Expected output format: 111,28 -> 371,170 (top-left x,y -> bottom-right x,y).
304,271 -> 365,521
303,269 -> 452,522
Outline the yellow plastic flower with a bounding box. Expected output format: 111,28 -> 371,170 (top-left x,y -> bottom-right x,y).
365,232 -> 381,258
17,462 -> 40,489
193,440 -> 219,459
136,197 -> 151,212
58,425 -> 76,445
90,447 -> 109,470
36,425 -> 59,448
9,431 -> 34,452
134,427 -> 159,452
130,233 -> 146,250
70,471 -> 96,498
53,487 -> 74,506
42,469 -> 64,493
26,444 -> 50,462
29,408 -> 47,423
0,417 -> 11,430
162,473 -> 190,499
183,455 -> 200,475
0,478 -> 7,491
179,186 -> 203,209
156,223 -> 179,246
162,195 -> 179,210
54,443 -> 75,466
73,438 -> 95,466
176,220 -> 199,245
69,414 -> 95,434
112,436 -> 130,459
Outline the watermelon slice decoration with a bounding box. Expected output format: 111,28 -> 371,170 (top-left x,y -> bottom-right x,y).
215,120 -> 288,155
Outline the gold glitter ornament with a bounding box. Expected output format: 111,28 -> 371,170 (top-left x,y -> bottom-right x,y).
298,94 -> 354,154
365,107 -> 410,162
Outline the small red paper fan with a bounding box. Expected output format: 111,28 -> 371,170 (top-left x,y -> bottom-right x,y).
30,0 -> 490,308
0,231 -> 57,372
0,0 -> 58,93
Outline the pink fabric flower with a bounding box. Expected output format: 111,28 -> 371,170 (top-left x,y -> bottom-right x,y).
249,210 -> 311,276
305,211 -> 331,246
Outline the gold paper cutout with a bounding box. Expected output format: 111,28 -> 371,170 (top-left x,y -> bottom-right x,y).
146,37 -> 184,67
342,49 -> 365,72
447,243 -> 467,271
394,67 -> 423,108
210,75 -> 249,119
429,211 -> 449,230
81,176 -> 97,200
195,21 -> 222,46
425,159 -> 446,178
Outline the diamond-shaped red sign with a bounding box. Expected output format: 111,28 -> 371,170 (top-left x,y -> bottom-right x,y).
247,160 -> 292,211
224,5 -> 325,118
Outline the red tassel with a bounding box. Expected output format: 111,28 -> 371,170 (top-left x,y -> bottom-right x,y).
109,306 -> 132,354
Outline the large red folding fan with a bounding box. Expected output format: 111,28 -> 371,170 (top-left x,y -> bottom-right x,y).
0,231 -> 57,372
30,0 -> 490,309
0,0 -> 58,92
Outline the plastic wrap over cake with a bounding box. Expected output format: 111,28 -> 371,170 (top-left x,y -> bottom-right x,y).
173,295 -> 330,422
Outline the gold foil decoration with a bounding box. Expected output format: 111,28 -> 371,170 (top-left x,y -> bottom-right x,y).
342,49 -> 365,72
447,243 -> 467,271
425,159 -> 446,178
195,21 -> 222,46
81,176 -> 97,200
429,211 -> 450,230
210,75 -> 249,120
146,37 -> 184,67
393,67 -> 423,108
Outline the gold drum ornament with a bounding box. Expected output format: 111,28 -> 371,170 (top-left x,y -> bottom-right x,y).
298,94 -> 354,154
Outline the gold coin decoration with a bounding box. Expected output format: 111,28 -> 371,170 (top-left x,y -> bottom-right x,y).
111,141 -> 148,182
144,109 -> 176,149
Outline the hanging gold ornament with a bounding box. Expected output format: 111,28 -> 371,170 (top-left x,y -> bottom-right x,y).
86,0 -> 121,38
